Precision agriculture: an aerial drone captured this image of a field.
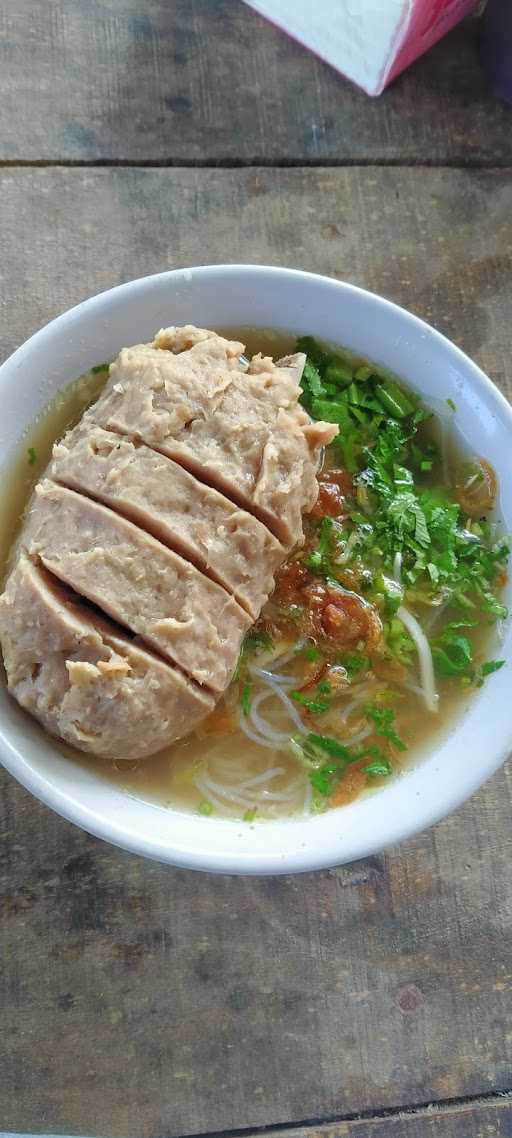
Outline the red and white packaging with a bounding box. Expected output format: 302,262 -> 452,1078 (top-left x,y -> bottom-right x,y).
244,0 -> 479,95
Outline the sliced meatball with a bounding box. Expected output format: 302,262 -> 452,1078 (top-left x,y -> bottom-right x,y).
23,481 -> 251,692
0,325 -> 338,761
154,323 -> 245,358
49,421 -> 284,619
87,327 -> 338,547
0,556 -> 214,759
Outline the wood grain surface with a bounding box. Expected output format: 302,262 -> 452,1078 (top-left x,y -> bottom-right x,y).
2,764 -> 512,1136
2,0 -> 512,1131
0,166 -> 510,382
269,1098 -> 512,1137
1,164 -> 512,1136
0,2 -> 511,165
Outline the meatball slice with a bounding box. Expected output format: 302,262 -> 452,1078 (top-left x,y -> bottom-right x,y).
49,422 -> 284,620
22,481 -> 251,692
88,326 -> 338,547
0,555 -> 214,760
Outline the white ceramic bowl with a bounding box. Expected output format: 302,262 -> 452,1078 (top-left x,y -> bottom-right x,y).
1,265 -> 511,874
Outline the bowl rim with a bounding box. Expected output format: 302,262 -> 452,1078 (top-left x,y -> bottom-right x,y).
1,263 -> 512,875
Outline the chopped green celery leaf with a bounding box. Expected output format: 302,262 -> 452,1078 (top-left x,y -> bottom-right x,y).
431,552 -> 453,579
302,359 -> 327,399
453,592 -> 476,610
317,680 -> 332,696
307,550 -> 323,571
362,743 -> 389,762
319,515 -> 334,552
431,646 -> 464,676
363,423 -> 409,492
308,516 -> 334,577
443,619 -> 477,631
383,379 -> 416,415
240,683 -> 252,715
382,576 -> 403,616
423,493 -> 457,528
310,767 -> 337,796
243,808 -> 258,822
480,659 -> 505,679
295,336 -> 329,369
412,407 -> 433,425
393,465 -> 414,487
374,380 -> 415,418
308,740 -> 393,797
432,632 -> 472,677
305,732 -> 353,761
386,620 -> 414,665
311,397 -> 350,426
412,510 -> 431,549
374,386 -> 406,418
446,398 -> 456,412
27,446 -> 37,465
235,628 -> 274,678
364,757 -> 392,777
335,651 -> 369,679
325,361 -> 353,386
301,340 -> 507,630
309,752 -> 359,795
388,492 -> 430,548
291,691 -> 330,715
365,704 -> 407,751
332,430 -> 359,473
481,592 -> 508,619
198,801 -> 214,816
300,645 -> 322,662
436,550 -> 457,576
241,628 -> 274,657
310,794 -> 329,814
349,406 -> 368,426
409,439 -> 425,466
91,361 -> 110,374
348,384 -> 384,413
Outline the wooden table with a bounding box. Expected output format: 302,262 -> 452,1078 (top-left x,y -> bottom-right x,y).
1,4 -> 512,1136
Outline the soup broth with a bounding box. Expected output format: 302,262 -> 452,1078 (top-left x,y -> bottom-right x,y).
0,331 -> 508,821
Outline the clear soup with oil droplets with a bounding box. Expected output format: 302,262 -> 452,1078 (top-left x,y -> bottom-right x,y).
0,331 -> 508,822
